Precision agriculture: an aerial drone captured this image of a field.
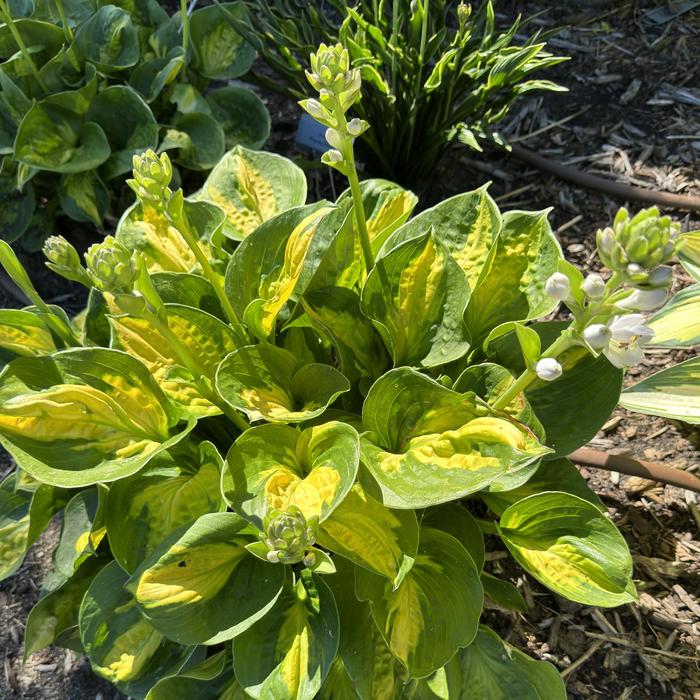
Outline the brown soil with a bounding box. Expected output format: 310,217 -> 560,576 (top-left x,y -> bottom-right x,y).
1,1 -> 700,699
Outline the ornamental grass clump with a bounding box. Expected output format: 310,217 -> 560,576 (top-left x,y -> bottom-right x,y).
0,42 -> 698,700
232,0 -> 566,185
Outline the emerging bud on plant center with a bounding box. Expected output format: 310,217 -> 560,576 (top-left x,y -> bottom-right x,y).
535,358 -> 562,381
582,273 -> 606,299
84,236 -> 138,293
545,272 -> 570,301
260,506 -> 318,565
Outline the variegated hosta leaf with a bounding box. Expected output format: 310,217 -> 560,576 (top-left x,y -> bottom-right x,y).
679,230 -> 700,282
356,528 -> 483,678
150,272 -> 225,320
116,199 -> 222,273
362,230 -> 471,367
379,185 -> 502,288
301,286 -> 390,388
337,178 -> 418,256
453,362 -> 544,493
317,483 -> 418,586
442,625 -> 566,700
454,362 -> 545,442
482,458 -> 605,517
0,476 -> 35,581
130,512 -> 285,645
421,503 -> 485,572
24,557 -> 104,661
224,421 -> 359,526
1,474 -> 68,582
361,368 -> 549,508
0,309 -> 56,357
216,344 -> 350,423
0,348 -> 194,487
233,571 -> 339,700
80,561 -> 194,697
53,487 -> 106,580
647,284 -> 700,347
109,304 -> 241,418
499,492 -> 636,606
319,657 -> 362,700
197,145 -> 307,240
107,442 -> 223,573
466,210 -> 563,344
224,203 -> 342,340
145,650 -> 248,700
619,356 -> 700,423
326,558 -> 408,700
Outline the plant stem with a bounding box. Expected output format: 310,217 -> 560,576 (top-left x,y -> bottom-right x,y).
168,210 -> 247,339
54,0 -> 73,42
180,0 -> 190,54
347,164 -> 375,270
405,0 -> 430,161
0,0 -> 48,92
491,332 -> 574,411
332,95 -> 375,270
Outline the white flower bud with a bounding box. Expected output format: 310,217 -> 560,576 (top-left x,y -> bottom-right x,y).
626,263 -> 644,277
347,118 -> 368,137
545,272 -> 571,301
582,273 -> 606,299
645,266 -> 672,288
583,324 -> 612,349
266,550 -> 281,563
325,127 -> 344,150
617,287 -> 667,311
535,358 -> 562,381
324,149 -> 343,163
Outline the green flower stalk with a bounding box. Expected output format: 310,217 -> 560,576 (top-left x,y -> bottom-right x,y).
300,44 -> 374,270
493,205 -> 684,411
127,150 -> 247,337
260,506 -> 319,565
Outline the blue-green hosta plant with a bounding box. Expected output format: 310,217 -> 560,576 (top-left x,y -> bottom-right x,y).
0,0 -> 269,247
0,44 -> 697,699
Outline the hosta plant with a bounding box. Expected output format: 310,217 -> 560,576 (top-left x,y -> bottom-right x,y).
0,44 -> 698,700
230,0 -> 565,184
0,0 -> 269,247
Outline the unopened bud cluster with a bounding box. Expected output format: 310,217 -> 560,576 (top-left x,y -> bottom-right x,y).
260,506 -> 318,566
84,236 -> 138,293
299,44 -> 369,176
596,207 -> 679,289
126,150 -> 173,211
43,236 -> 92,286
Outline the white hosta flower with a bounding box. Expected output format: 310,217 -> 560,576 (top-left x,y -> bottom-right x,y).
545,272 -> 570,301
603,314 -> 655,368
583,323 -> 612,349
582,273 -> 606,299
535,358 -> 562,381
617,287 -> 667,311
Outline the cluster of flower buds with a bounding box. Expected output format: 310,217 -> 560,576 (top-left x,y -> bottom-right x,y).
300,44 -> 369,176
84,236 -> 138,294
260,506 -> 319,566
596,207 -> 680,290
43,236 -> 92,287
126,150 -> 174,212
